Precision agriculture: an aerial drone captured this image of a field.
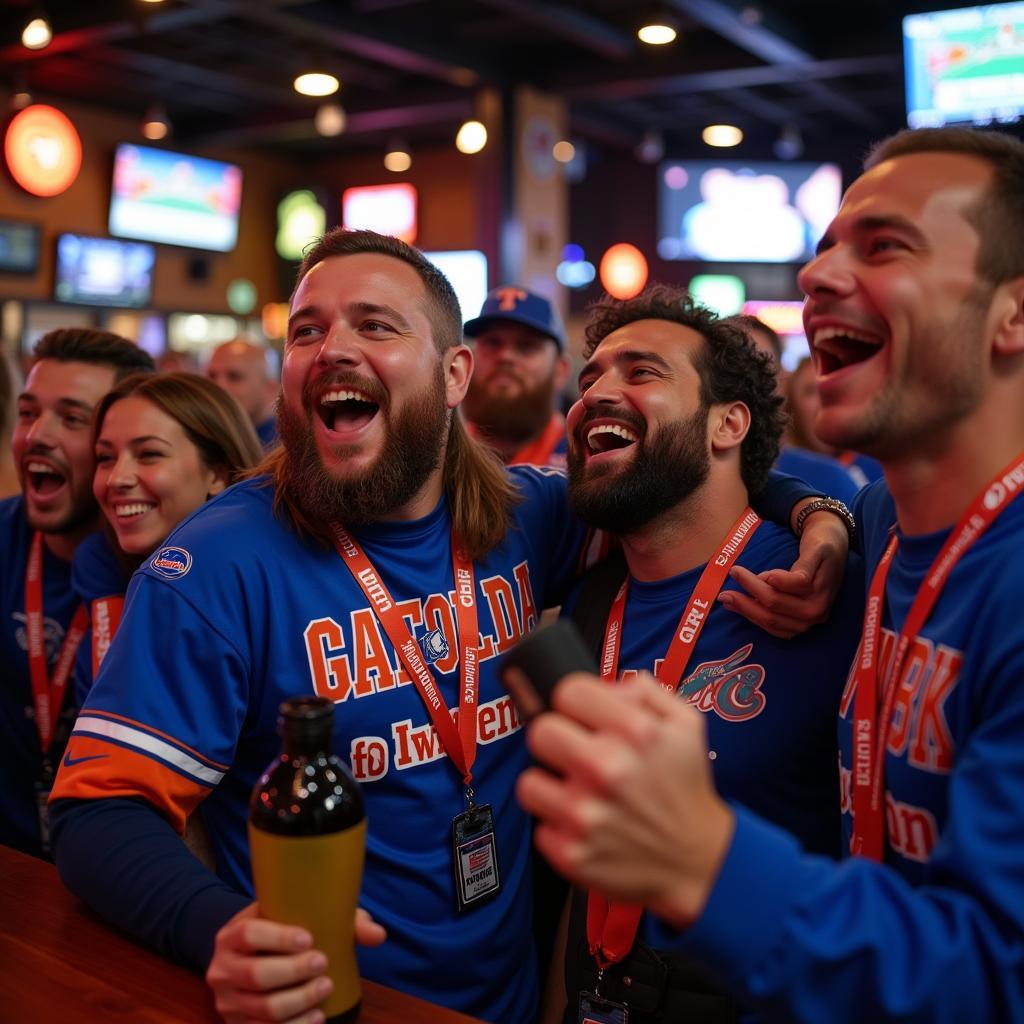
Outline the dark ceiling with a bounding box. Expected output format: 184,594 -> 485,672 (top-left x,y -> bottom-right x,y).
0,0 -> 968,161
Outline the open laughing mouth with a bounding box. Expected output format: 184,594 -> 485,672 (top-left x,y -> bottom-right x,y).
26,460 -> 67,500
315,387 -> 382,435
812,325 -> 884,376
578,421 -> 640,464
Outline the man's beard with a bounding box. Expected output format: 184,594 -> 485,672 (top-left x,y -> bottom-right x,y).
568,405 -> 711,535
462,367 -> 557,445
277,365 -> 449,527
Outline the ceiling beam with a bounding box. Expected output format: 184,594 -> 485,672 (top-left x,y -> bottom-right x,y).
181,97 -> 474,148
559,54 -> 900,102
665,0 -> 882,127
475,0 -> 634,60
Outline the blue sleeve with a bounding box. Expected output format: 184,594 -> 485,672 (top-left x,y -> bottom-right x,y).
50,795 -> 249,970
750,469 -> 821,529
648,682 -> 1024,1023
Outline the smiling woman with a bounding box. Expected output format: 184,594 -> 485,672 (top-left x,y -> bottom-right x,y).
71,373 -> 262,695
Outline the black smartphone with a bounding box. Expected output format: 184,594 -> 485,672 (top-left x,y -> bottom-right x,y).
498,619 -> 598,720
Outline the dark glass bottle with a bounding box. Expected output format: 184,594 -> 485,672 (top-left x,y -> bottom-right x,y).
248,697 -> 366,1024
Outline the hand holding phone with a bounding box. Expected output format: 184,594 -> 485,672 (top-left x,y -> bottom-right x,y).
498,619 -> 598,721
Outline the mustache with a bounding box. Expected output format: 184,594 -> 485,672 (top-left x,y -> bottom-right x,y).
23,446 -> 70,475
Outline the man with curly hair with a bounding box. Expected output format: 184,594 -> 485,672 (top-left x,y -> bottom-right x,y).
541,285 -> 864,1024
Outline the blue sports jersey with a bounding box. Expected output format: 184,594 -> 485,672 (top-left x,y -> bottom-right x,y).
255,416 -> 278,448
69,530 -> 127,702
53,467 -> 584,1024
0,496 -> 82,857
654,478 -> 1024,1022
777,447 -> 861,506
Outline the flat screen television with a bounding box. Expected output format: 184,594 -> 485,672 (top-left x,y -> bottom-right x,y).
0,219 -> 41,274
54,233 -> 155,309
657,160 -> 842,264
904,3 -> 1024,127
108,143 -> 243,252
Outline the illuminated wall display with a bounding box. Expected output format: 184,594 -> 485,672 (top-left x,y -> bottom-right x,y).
689,274 -> 746,316
741,299 -> 805,336
4,104 -> 83,197
341,183 -> 417,243
276,189 -> 327,260
599,243 -> 648,300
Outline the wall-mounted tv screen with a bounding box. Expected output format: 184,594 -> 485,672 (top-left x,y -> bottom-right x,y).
657,161 -> 842,264
108,143 -> 242,252
54,233 -> 155,309
0,219 -> 41,273
904,3 -> 1024,127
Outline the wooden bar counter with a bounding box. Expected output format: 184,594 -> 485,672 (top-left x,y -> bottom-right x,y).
0,844 -> 484,1023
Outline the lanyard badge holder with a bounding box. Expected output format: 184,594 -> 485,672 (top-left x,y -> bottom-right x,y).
334,526 -> 502,912
578,970 -> 629,1024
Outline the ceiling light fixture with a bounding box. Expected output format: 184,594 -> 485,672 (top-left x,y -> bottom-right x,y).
314,101 -> 346,137
455,120 -> 487,154
702,123 -> 743,147
294,71 -> 339,97
21,12 -> 53,50
638,23 -> 677,45
141,105 -> 171,141
384,143 -> 412,173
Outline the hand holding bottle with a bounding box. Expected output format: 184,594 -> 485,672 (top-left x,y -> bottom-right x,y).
206,903 -> 386,1024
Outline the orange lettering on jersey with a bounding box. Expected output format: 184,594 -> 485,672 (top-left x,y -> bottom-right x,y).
351,608 -> 397,695
512,561 -> 538,633
304,617 -> 357,701
477,694 -> 521,744
480,575 -> 522,653
909,643 -> 960,773
885,639 -> 926,754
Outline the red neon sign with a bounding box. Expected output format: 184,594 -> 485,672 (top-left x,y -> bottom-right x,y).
5,104 -> 83,198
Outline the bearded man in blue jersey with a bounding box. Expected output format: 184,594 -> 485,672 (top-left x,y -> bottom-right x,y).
532,286 -> 862,1024
519,126 -> 1024,1023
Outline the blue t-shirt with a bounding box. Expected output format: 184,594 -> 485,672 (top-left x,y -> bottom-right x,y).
0,496 -> 82,857
563,519 -> 863,992
54,468 -> 584,1024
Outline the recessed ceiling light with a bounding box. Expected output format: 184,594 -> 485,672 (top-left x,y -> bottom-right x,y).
638,23 -> 677,45
702,123 -> 743,147
294,72 -> 339,97
384,148 -> 412,173
455,120 -> 487,154
21,15 -> 53,50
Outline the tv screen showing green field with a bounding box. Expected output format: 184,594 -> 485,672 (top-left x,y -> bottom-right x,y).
905,3 -> 1024,127
108,144 -> 242,252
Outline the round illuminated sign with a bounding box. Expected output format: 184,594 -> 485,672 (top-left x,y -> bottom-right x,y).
4,104 -> 83,197
599,243 -> 648,300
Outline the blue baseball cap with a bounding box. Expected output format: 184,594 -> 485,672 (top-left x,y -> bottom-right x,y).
464,286 -> 566,350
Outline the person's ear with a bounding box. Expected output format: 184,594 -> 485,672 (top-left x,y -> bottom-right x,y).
444,344 -> 473,410
205,464 -> 231,500
991,276 -> 1024,357
709,401 -> 750,454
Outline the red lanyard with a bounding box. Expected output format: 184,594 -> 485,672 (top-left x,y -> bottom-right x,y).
25,532 -> 87,753
588,507 -> 761,968
90,595 -> 125,677
509,413 -> 565,467
851,451 -> 1024,861
333,526 -> 480,785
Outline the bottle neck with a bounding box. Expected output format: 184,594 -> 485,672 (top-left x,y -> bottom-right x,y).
281,723 -> 332,758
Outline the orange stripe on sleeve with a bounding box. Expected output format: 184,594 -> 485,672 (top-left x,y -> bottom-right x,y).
50,734 -> 209,835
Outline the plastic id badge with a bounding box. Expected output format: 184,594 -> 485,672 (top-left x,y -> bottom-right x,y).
452,802 -> 501,911
578,992 -> 629,1024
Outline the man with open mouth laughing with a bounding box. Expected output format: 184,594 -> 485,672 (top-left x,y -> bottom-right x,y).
545,285 -> 862,1024
518,126 -> 1024,1023
0,327 -> 153,859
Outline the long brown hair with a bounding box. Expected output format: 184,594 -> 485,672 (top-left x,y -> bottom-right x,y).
261,228 -> 518,560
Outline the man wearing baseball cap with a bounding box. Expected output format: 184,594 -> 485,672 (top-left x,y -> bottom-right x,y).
463,286 -> 571,467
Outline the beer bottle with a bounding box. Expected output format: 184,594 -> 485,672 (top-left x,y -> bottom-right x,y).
248,696 -> 367,1023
